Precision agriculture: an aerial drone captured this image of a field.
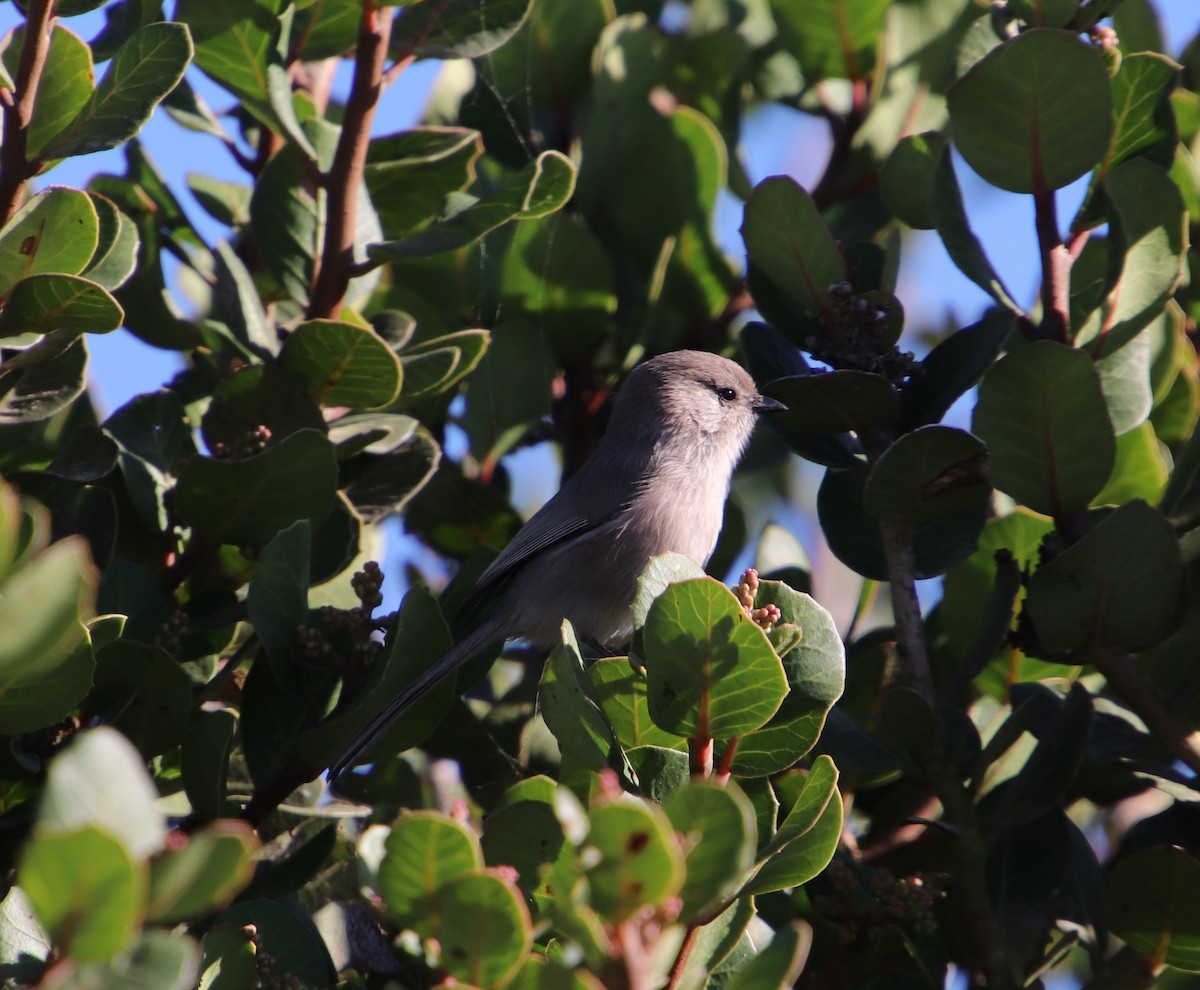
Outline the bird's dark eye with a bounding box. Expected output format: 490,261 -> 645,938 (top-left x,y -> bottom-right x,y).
716,387 -> 737,401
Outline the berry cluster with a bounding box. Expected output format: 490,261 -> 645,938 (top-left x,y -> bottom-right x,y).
812,859 -> 945,944
294,562 -> 390,673
151,608 -> 190,655
211,424 -> 273,460
801,282 -> 915,383
732,567 -> 782,631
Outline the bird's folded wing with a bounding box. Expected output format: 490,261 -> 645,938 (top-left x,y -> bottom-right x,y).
460,505 -> 622,610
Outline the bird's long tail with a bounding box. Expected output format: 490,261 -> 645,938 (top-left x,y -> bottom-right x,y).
326,614 -> 506,782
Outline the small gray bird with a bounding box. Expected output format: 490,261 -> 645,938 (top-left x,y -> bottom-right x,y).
329,349 -> 783,779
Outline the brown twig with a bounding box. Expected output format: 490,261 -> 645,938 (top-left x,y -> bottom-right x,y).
306,1 -> 393,319
877,519 -> 934,705
0,0 -> 56,224
877,512 -> 1014,989
811,79 -> 872,210
1091,645 -> 1200,776
665,925 -> 701,990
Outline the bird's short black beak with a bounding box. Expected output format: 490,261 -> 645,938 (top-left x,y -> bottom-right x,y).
752,395 -> 787,414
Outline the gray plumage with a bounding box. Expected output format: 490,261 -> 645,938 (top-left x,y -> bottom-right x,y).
328,350 -> 783,780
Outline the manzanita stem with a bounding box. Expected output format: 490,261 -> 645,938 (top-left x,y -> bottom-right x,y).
307,0 -> 392,319
1033,182 -> 1071,343
878,519 -> 934,704
0,0 -> 55,224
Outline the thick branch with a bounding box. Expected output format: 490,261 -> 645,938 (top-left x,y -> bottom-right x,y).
306,1 -> 392,319
878,519 -> 934,704
1091,645 -> 1200,776
0,0 -> 56,224
934,769 -> 1017,990
1033,185 -> 1071,343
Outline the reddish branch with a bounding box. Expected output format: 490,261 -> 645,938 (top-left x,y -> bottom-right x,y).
306,1 -> 393,319
1032,172 -> 1071,343
0,0 -> 55,224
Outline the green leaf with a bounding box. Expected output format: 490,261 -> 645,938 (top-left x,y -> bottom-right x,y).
2,25 -> 94,159
246,520 -> 311,678
300,585 -> 455,766
47,932 -> 200,990
585,798 -> 684,921
539,623 -> 630,778
481,789 -> 567,897
42,23 -> 193,160
1098,52 -> 1181,179
880,131 -> 949,230
187,173 -> 252,227
764,371 -> 899,435
590,658 -> 686,752
365,127 -> 483,236
88,641 -> 193,757
863,426 -> 989,524
744,779 -> 842,895
397,328 -> 491,402
769,0 -> 889,83
182,709 -> 238,823
147,822 -> 258,924
730,586 -> 845,777
0,886 -> 49,984
900,310 -> 1013,431
19,827 -> 142,964
1076,160 -> 1187,357
279,320 -> 403,408
1095,326 -> 1153,434
724,928 -> 812,990
83,193 -> 139,291
0,336 -> 89,424
0,188 -> 99,298
663,782 -> 757,920
375,811 -> 483,929
249,139 -> 322,304
499,213 -> 617,349
0,532 -> 95,731
198,926 -> 258,990
177,0 -> 281,115
1108,847 -> 1200,972
928,150 -> 1023,314
1008,0 -> 1077,27
1025,499 -> 1182,654
369,150 -> 577,258
671,896 -> 755,989
0,274 -> 123,338
200,365 -> 324,452
38,727 -> 165,859
644,578 -> 788,739
972,341 -> 1116,516
632,553 -> 707,632
985,684 -> 1092,827
213,900 -> 333,988
212,241 -> 275,358
341,426 -> 441,523
941,510 -> 1057,697
818,467 -> 987,581
741,176 -> 844,327
174,429 -> 340,546
456,321 -> 547,459
947,29 -> 1113,193
1092,422 -> 1168,505
390,0 -> 535,59
433,872 -> 533,987
765,755 -> 840,856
